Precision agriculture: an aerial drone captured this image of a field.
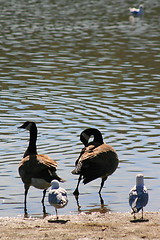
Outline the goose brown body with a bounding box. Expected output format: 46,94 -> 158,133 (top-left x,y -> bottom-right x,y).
19,154 -> 60,189
72,128 -> 119,197
18,121 -> 63,215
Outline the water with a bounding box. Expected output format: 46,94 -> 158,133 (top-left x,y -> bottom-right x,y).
0,0 -> 159,217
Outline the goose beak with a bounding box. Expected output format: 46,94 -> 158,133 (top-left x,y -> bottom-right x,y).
18,121 -> 31,130
18,123 -> 25,129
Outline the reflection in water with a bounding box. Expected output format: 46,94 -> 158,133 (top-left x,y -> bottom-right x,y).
83,205 -> 110,215
80,204 -> 110,215
0,0 -> 159,217
74,192 -> 105,211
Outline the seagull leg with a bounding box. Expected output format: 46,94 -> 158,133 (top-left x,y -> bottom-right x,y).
55,208 -> 58,220
24,184 -> 29,216
73,175 -> 82,197
133,212 -> 136,220
42,189 -> 47,215
141,208 -> 144,220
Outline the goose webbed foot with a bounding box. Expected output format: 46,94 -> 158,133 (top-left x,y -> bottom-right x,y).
74,194 -> 81,212
43,209 -> 49,218
24,212 -> 29,218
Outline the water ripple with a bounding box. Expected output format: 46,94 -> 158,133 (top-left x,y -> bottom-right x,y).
0,0 -> 160,216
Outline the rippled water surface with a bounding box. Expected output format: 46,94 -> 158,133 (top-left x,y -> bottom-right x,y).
0,0 -> 160,217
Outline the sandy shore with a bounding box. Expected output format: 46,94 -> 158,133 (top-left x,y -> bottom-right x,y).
0,212 -> 159,240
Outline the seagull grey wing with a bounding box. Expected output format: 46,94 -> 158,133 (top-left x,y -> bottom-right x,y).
136,189 -> 149,209
129,188 -> 138,208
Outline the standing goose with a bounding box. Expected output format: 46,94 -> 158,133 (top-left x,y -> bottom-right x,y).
18,121 -> 63,216
72,128 -> 119,200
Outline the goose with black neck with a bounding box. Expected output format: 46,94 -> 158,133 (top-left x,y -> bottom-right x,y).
18,121 -> 64,216
72,128 -> 119,205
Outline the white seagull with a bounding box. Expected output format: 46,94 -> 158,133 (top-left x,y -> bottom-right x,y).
48,180 -> 68,219
129,5 -> 144,17
129,174 -> 149,220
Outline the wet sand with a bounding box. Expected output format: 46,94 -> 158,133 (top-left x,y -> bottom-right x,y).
0,212 -> 159,240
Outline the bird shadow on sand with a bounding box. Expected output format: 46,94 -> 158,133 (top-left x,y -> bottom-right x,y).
130,219 -> 149,223
48,219 -> 70,224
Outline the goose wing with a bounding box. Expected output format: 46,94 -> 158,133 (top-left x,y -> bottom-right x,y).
19,154 -> 57,169
19,154 -> 58,183
72,143 -> 118,184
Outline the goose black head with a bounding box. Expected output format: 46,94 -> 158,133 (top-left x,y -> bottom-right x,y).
18,121 -> 36,131
80,128 -> 104,146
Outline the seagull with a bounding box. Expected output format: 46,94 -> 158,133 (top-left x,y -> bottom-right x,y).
129,5 -> 144,17
129,174 -> 149,220
48,180 -> 68,219
72,128 -> 119,203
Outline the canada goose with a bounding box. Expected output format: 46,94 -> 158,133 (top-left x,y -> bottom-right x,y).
72,128 -> 119,199
48,180 -> 68,220
129,174 -> 149,220
18,121 -> 63,215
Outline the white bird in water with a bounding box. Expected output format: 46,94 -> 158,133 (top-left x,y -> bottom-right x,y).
129,174 -> 149,220
129,5 -> 144,17
48,180 -> 68,219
